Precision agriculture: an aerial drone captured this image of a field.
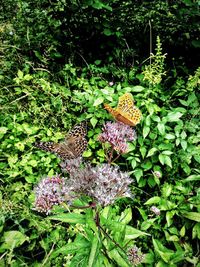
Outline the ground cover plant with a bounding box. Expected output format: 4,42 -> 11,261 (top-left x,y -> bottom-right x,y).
0,1 -> 200,266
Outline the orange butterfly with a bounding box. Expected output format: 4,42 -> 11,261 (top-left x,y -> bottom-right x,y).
104,93 -> 141,126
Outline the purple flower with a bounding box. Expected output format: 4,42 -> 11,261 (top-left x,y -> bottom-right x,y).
34,161 -> 133,212
152,171 -> 161,178
127,246 -> 144,265
88,164 -> 133,206
34,175 -> 73,214
150,206 -> 160,216
98,121 -> 136,154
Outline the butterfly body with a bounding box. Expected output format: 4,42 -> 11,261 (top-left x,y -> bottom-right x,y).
104,93 -> 141,126
35,121 -> 88,160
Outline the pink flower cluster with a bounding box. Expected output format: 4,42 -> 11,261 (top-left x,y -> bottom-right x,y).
34,161 -> 133,213
34,175 -> 73,214
98,121 -> 136,154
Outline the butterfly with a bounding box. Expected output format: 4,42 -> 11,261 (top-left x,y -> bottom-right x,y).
104,93 -> 141,126
34,121 -> 88,160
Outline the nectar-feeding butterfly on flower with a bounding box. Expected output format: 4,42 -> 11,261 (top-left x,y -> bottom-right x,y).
104,93 -> 142,126
34,121 -> 88,160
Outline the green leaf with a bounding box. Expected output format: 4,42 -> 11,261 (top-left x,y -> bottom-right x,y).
165,133 -> 175,140
0,231 -> 28,252
145,115 -> 151,126
125,226 -> 150,240
147,147 -> 157,157
88,236 -> 99,267
192,223 -> 200,239
140,146 -> 147,158
90,117 -> 98,127
83,150 -> 92,158
109,249 -> 129,267
181,140 -> 187,150
166,111 -> 183,122
157,122 -> 165,135
93,97 -> 104,106
119,208 -> 132,225
166,211 -> 176,227
133,168 -> 143,183
103,28 -> 113,36
182,174 -> 200,183
161,150 -> 173,155
158,154 -> 165,165
181,212 -> 200,222
28,160 -> 38,167
131,158 -> 137,169
95,60 -> 101,65
49,213 -> 86,224
143,125 -> 150,138
141,160 -> 152,170
164,155 -> 172,168
180,226 -> 186,237
153,239 -> 174,263
162,183 -> 172,198
159,154 -> 172,168
131,85 -> 145,92
0,127 -> 8,138
15,142 -> 25,151
17,70 -> 24,79
192,40 -> 200,48
145,196 -> 161,205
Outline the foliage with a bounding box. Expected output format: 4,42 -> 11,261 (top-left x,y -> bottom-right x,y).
0,2 -> 200,265
0,0 -> 199,70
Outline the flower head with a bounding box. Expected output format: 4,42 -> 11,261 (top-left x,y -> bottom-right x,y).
34,175 -> 73,214
150,206 -> 160,216
152,171 -> 161,178
98,121 -> 136,154
88,164 -> 133,206
35,161 -> 133,212
127,246 -> 144,266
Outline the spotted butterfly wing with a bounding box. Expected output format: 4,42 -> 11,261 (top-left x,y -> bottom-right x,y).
34,121 -> 88,160
104,93 -> 141,126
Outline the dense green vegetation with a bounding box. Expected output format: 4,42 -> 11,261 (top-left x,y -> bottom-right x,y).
0,0 -> 199,266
